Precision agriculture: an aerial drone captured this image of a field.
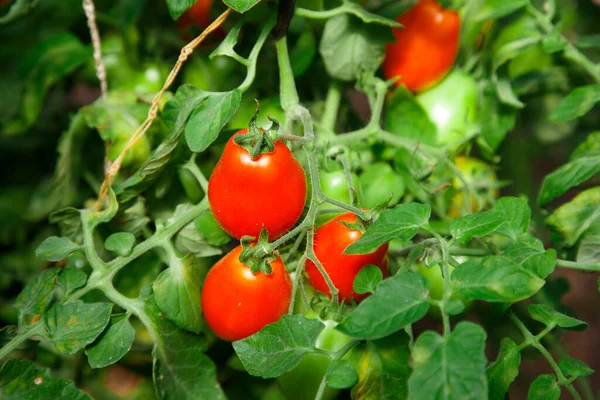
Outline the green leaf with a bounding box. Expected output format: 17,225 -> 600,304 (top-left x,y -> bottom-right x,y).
222,0 -> 261,13
571,131 -> 600,160
558,357 -> 594,379
503,235 -> 556,279
408,322 -> 488,400
333,2 -> 401,27
35,236 -> 80,262
487,338 -> 521,400
493,36 -> 542,72
528,304 -> 587,331
576,34 -> 600,49
527,375 -> 560,400
176,218 -> 223,257
319,14 -> 392,82
43,301 -> 112,354
353,264 -> 383,294
478,82 -> 517,152
184,90 -> 242,152
546,187 -> 600,246
577,235 -> 600,264
542,26 -> 567,53
232,315 -> 325,378
549,84 -> 600,123
493,76 -> 524,108
290,29 -> 317,77
450,212 -> 505,244
85,314 -> 136,369
210,21 -> 242,60
492,197 -> 531,239
153,254 -> 203,334
385,87 -> 437,146
49,208 -> 82,243
0,359 -> 90,400
351,331 -> 412,400
14,268 -> 59,317
139,286 -> 225,400
56,268 -> 87,296
195,211 -> 231,246
538,156 -> 600,206
165,0 -> 195,20
472,0 -> 529,22
452,256 -> 545,302
345,203 -> 431,255
326,360 -> 358,389
86,186 -> 119,227
104,232 -> 135,256
337,272 -> 429,340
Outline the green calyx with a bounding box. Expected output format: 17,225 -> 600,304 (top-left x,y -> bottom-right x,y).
239,227 -> 278,275
232,100 -> 281,159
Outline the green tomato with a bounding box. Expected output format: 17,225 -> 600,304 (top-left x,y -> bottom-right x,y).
491,15 -> 552,79
182,55 -> 239,92
178,168 -> 204,204
416,69 -> 478,146
108,135 -> 151,169
317,170 -> 362,224
359,162 -> 405,208
277,313 -> 351,400
227,96 -> 286,131
416,262 -> 471,317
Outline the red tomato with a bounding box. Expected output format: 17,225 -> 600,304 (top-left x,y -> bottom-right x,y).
382,0 -> 460,93
208,129 -> 307,240
177,0 -> 212,30
305,213 -> 389,303
201,246 -> 292,341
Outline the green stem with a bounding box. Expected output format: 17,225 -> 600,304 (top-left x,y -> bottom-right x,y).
314,339 -> 360,400
556,259 -> 600,272
508,311 -> 582,400
238,17 -> 276,93
428,230 -> 452,335
288,254 -> 308,315
320,81 -> 342,137
183,157 -> 209,193
306,229 -> 340,305
275,37 -> 300,112
0,323 -> 45,361
295,6 -> 344,20
81,210 -> 108,271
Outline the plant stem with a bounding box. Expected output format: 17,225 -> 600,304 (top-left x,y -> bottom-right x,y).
314,339 -> 360,400
0,323 -> 45,361
556,259 -> 600,272
275,37 -> 300,113
183,157 -> 209,193
320,81 -> 342,136
238,17 -> 277,93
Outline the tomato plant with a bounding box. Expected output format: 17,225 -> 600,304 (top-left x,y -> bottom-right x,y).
382,0 -> 460,92
305,212 -> 389,303
2,0 -> 600,399
208,128 -> 307,240
201,245 -> 292,341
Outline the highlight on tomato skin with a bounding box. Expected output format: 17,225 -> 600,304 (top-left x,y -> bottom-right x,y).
201,246 -> 292,342
382,0 -> 460,93
207,128 -> 308,241
305,212 -> 389,303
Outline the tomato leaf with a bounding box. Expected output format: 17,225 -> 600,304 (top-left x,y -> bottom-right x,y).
14,268 -> 60,318
549,84 -> 600,123
385,87 -> 437,146
319,14 -> 392,82
353,264 -> 383,294
153,254 -> 204,334
527,375 -> 560,400
487,337 -> 521,400
56,268 -> 87,296
326,360 -> 358,389
232,315 -> 325,378
345,203 -> 431,255
576,34 -> 600,49
43,301 -> 113,354
49,208 -> 83,243
104,232 -> 135,257
85,314 -> 136,369
0,359 -> 90,400
35,236 -> 80,262
222,0 -> 261,13
528,304 -> 587,331
545,187 -> 600,246
450,211 -> 505,244
492,197 -> 531,239
184,90 -> 242,153
165,0 -> 195,20
538,155 -> 600,206
452,256 -> 545,303
503,235 -> 556,279
577,235 -> 600,264
195,211 -> 231,246
351,331 -> 412,400
337,272 -> 429,340
408,322 -> 488,400
471,0 -> 529,22
558,357 -> 594,379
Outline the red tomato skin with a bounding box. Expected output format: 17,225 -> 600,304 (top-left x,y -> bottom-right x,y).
305,213 -> 389,303
382,0 -> 460,93
208,129 -> 307,240
177,0 -> 212,30
201,246 -> 292,341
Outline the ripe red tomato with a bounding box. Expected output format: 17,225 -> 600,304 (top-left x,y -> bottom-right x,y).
305,212 -> 389,303
382,0 -> 460,93
208,129 -> 307,240
177,0 -> 212,31
201,246 -> 292,341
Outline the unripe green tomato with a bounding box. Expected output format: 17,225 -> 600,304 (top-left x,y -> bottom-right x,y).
178,168 -> 204,204
108,135 -> 151,169
182,55 -> 239,92
491,15 -> 552,79
359,162 -> 405,208
416,69 -> 478,146
317,170 -> 363,224
131,62 -> 169,96
277,312 -> 352,400
416,262 -> 471,317
227,97 -> 286,131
